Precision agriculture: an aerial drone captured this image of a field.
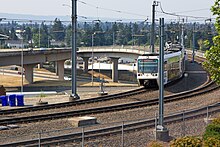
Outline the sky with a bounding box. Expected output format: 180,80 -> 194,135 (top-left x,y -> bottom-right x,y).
0,0 -> 215,22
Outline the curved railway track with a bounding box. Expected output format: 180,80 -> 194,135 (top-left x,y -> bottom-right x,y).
1,102 -> 220,146
0,87 -> 148,115
0,55 -> 218,146
0,55 -> 206,117
0,78 -> 217,125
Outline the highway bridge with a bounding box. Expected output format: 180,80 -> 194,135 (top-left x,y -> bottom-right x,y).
0,47 -> 148,84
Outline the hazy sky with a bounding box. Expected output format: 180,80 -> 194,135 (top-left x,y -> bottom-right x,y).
0,0 -> 215,21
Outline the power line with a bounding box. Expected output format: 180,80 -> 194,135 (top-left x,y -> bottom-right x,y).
172,8 -> 211,14
158,2 -> 210,19
78,0 -> 148,18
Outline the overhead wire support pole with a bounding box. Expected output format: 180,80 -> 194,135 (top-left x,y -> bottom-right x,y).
150,1 -> 158,53
192,22 -> 196,63
155,18 -> 169,142
158,18 -> 164,128
181,19 -> 184,49
70,0 -> 80,100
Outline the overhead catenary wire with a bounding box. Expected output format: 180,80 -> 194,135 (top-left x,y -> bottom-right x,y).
157,2 -> 211,20
170,8 -> 211,14
78,0 -> 148,18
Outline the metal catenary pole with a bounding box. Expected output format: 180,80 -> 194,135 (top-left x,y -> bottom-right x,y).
71,0 -> 80,99
121,121 -> 124,147
150,1 -> 158,53
158,18 -> 165,127
192,22 -> 196,63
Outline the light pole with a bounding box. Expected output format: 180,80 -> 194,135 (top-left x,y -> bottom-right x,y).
39,23 -> 41,48
92,33 -> 95,86
151,1 -> 159,53
91,31 -> 101,86
91,20 -> 101,86
20,30 -> 25,93
112,20 -> 122,47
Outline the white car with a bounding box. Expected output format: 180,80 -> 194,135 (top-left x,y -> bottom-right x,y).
64,76 -> 71,81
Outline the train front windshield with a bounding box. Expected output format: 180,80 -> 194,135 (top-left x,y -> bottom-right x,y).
138,59 -> 158,73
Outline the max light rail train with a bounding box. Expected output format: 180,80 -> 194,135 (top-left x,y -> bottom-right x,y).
137,43 -> 185,87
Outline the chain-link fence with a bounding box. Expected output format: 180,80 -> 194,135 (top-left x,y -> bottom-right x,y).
0,103 -> 219,146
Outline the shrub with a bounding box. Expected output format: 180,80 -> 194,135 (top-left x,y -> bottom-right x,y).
170,136 -> 202,147
212,117 -> 220,125
203,137 -> 220,147
203,119 -> 220,140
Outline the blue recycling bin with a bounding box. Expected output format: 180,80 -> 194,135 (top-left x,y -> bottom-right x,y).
9,94 -> 16,107
16,94 -> 24,106
0,95 -> 8,106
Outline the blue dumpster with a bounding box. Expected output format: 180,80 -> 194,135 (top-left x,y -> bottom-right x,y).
0,95 -> 8,106
9,94 -> 16,107
16,94 -> 24,106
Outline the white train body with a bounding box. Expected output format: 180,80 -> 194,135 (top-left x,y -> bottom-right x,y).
137,47 -> 185,87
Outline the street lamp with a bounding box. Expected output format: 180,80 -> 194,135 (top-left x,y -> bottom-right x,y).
20,30 -> 25,93
112,20 -> 122,47
91,31 -> 100,86
91,20 -> 101,86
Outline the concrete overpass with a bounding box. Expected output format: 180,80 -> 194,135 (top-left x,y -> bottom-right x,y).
0,47 -> 147,83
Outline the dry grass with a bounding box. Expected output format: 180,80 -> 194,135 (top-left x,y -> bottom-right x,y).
0,69 -> 136,87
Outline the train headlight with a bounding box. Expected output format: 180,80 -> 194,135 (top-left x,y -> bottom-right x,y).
151,73 -> 158,76
138,73 -> 142,76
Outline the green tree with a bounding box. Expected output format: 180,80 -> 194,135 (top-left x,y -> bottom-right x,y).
9,27 -> 18,40
52,18 -> 65,41
203,0 -> 220,84
32,23 -> 49,47
65,24 -> 72,47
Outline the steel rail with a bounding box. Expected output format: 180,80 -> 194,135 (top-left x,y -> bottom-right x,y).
0,87 -> 147,115
1,102 -> 220,146
0,79 -> 217,126
0,56 -> 206,116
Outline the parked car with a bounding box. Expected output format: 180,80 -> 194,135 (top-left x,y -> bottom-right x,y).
64,75 -> 71,81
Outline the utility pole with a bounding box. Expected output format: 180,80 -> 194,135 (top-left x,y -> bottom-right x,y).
150,1 -> 158,53
39,23 -> 41,48
155,18 -> 169,142
181,19 -> 186,71
192,23 -> 196,63
70,0 -> 80,100
181,19 -> 184,48
158,18 -> 165,129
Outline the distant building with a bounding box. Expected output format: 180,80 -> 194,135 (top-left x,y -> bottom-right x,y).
50,39 -> 67,47
5,40 -> 28,48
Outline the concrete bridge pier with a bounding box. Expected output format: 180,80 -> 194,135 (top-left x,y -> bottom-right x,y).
57,60 -> 65,80
23,64 -> 37,84
111,57 -> 119,82
55,62 -> 58,76
82,57 -> 89,73
37,63 -> 43,69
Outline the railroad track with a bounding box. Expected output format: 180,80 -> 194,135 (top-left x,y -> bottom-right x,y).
1,102 -> 220,146
0,87 -> 148,115
0,77 -> 217,126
